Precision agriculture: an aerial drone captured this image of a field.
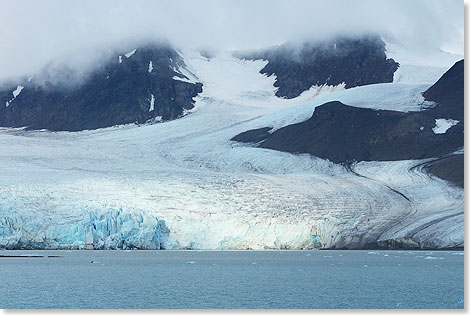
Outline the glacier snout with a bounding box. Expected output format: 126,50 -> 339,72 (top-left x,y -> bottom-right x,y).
0,209 -> 169,250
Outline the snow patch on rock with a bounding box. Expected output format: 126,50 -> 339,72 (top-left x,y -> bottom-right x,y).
149,94 -> 155,112
5,86 -> 24,107
433,119 -> 459,134
125,49 -> 137,58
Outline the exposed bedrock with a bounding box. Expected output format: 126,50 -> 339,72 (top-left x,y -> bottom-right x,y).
0,44 -> 202,131
232,60 -> 464,187
238,34 -> 399,99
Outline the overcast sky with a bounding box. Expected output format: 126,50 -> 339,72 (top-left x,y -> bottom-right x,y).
0,0 -> 464,82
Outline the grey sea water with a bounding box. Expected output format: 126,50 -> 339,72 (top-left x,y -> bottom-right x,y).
0,250 -> 463,309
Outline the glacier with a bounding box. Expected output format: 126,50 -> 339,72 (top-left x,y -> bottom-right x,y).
0,48 -> 463,250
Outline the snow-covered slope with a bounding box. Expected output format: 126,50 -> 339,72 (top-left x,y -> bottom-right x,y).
0,49 -> 463,249
385,40 -> 464,84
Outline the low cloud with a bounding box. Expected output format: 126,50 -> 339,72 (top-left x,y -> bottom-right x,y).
0,0 -> 463,83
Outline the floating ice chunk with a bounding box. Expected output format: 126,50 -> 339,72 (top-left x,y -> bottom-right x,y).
363,264 -> 368,267
118,56 -> 122,63
27,75 -> 34,82
451,252 -> 464,255
420,126 -> 424,131
148,61 -> 153,73
323,255 -> 333,258
433,118 -> 459,134
424,256 -> 443,260
149,94 -> 155,112
383,254 -> 389,257
125,49 -> 137,58
305,253 -> 311,256
186,261 -> 196,264
367,251 -> 378,255
251,262 -> 257,265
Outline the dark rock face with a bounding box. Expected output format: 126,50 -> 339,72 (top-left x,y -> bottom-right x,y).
231,127 -> 272,144
232,60 -> 464,186
239,34 -> 398,99
257,101 -> 461,164
424,59 -> 464,121
422,154 -> 464,188
0,44 -> 202,131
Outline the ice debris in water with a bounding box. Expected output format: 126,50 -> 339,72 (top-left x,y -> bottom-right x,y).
424,256 -> 443,260
186,261 -> 196,264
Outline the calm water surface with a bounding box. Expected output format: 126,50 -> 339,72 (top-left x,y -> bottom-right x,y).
0,250 -> 463,309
